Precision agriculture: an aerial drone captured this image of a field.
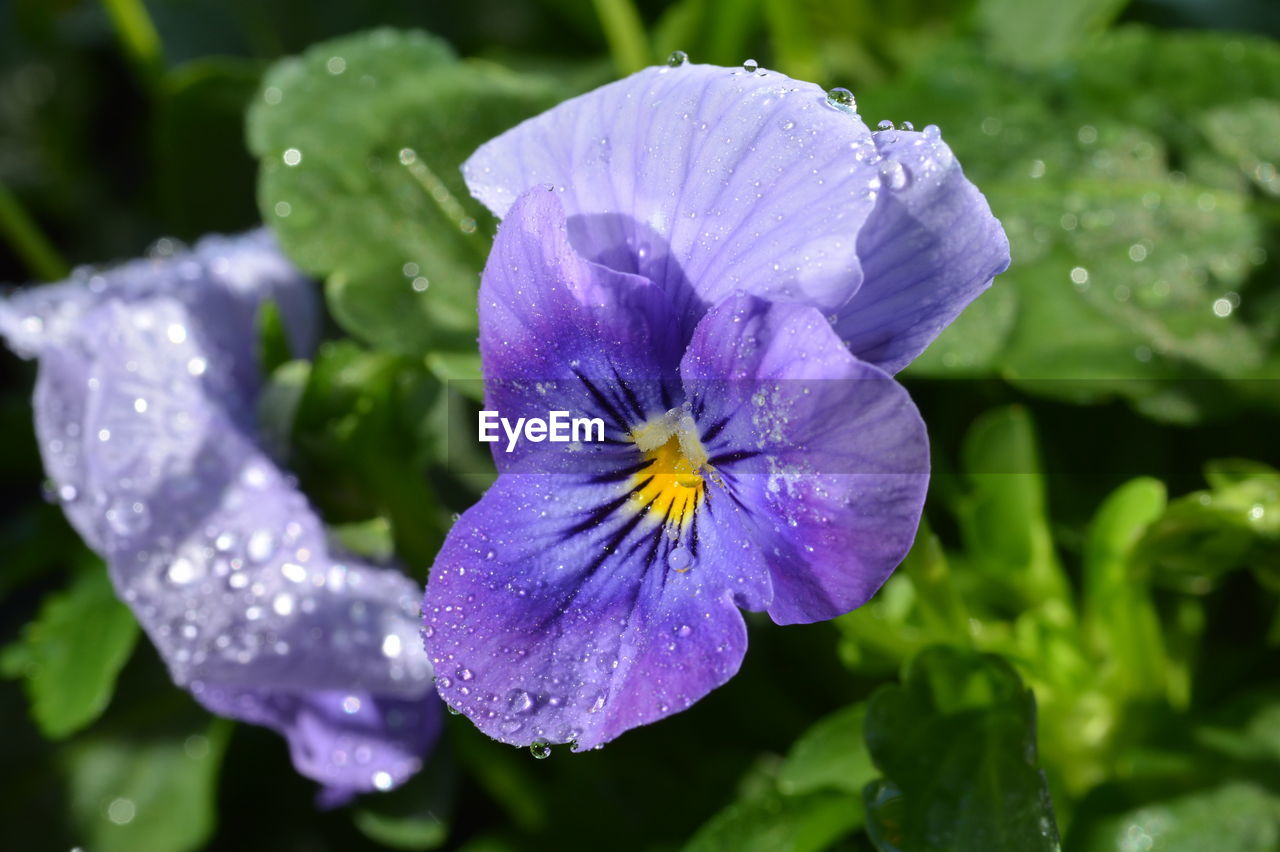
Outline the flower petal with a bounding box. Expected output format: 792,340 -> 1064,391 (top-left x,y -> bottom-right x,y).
832,129 -> 1011,374
464,64 -> 882,320
0,232 -> 437,797
681,293 -> 930,624
422,471 -> 768,751
479,187 -> 683,472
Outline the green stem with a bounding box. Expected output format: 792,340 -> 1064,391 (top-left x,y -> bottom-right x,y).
591,0 -> 651,75
0,183 -> 67,281
100,0 -> 164,89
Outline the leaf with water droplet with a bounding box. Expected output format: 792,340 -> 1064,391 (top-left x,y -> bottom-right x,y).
248,29 -> 566,357
862,646 -> 1061,851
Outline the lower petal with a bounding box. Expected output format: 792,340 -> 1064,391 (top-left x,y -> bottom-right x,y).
422,473 -> 768,750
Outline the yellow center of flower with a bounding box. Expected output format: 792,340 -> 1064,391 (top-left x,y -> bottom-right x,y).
628,408 -> 711,530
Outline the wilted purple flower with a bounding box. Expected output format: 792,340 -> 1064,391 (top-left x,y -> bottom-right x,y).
422,64 -> 1009,750
0,232 -> 437,801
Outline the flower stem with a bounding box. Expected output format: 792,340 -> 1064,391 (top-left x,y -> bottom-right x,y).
99,0 -> 165,89
0,183 -> 67,282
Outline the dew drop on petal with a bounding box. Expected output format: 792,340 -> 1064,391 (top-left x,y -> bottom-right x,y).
824,87 -> 856,114
742,58 -> 758,73
666,50 -> 688,67
529,739 -> 552,759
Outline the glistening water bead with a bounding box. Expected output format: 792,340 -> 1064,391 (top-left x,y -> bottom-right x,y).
530,739 -> 552,759
667,50 -> 688,67
825,87 -> 856,114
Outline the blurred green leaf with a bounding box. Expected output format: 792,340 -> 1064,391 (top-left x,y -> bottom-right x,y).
10,564 -> 138,740
862,646 -> 1060,852
291,340 -> 446,571
1069,782 -> 1280,852
154,58 -> 263,240
973,0 -> 1128,68
777,701 -> 875,797
684,789 -> 861,852
248,28 -> 565,355
331,515 -> 396,562
955,406 -> 1071,614
1082,477 -> 1170,703
881,28 -> 1280,421
1134,460 -> 1280,593
64,718 -> 230,852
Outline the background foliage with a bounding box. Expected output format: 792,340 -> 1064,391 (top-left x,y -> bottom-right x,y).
2,0 -> 1279,849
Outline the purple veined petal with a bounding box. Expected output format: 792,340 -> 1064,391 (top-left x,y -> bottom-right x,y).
463,63 -> 883,326
479,187 -> 683,473
422,470 -> 769,751
0,232 -> 437,799
831,128 -> 1011,374
681,293 -> 930,624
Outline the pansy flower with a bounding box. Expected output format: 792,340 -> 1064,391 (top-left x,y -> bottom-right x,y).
422,63 -> 1009,749
0,232 -> 438,800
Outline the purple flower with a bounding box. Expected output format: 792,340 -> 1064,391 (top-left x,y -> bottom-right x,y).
0,232 -> 438,801
423,64 -> 1009,750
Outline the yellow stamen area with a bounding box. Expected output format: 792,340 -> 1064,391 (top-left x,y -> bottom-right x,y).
628,409 -> 710,531
630,436 -> 705,528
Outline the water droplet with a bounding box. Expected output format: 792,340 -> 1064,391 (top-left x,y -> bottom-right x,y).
877,119 -> 894,131
824,87 -> 856,114
458,668 -> 474,681
372,771 -> 393,791
446,704 -> 461,716
901,120 -> 914,131
879,159 -> 909,191
507,689 -> 534,713
666,50 -> 688,67
667,546 -> 693,573
742,58 -> 758,73
282,148 -> 302,167
342,695 -> 362,714
530,739 -> 552,759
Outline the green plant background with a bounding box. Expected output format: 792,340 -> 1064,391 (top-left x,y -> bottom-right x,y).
1,0 -> 1279,849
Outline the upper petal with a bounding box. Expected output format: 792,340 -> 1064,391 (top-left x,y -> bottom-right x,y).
464,64 -> 883,322
681,293 -> 930,624
480,187 -> 684,472
832,128 -> 1011,374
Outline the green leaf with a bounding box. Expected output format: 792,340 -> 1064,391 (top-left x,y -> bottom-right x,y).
862,646 -> 1061,852
248,28 -> 566,355
1069,782 -> 1280,852
1134,460 -> 1280,593
64,719 -> 231,852
1081,477 -> 1170,702
973,0 -> 1128,69
13,565 -> 139,740
955,406 -> 1071,614
777,702 -> 875,797
154,58 -> 263,240
880,28 -> 1280,421
331,516 -> 396,562
289,341 -> 447,571
683,789 -> 862,852
256,299 -> 293,377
